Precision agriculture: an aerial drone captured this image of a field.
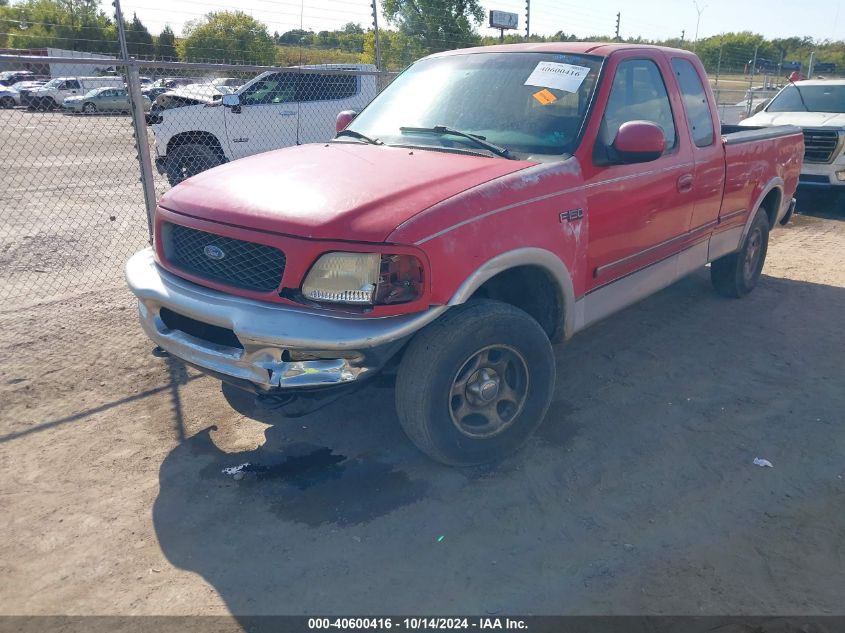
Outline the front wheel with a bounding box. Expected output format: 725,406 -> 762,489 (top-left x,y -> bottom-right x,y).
395,300 -> 555,466
711,207 -> 770,298
0,96 -> 15,109
82,102 -> 97,114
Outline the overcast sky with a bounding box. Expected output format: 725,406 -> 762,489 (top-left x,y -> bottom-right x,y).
109,0 -> 844,43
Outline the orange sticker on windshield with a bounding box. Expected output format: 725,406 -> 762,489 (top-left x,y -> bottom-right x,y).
533,88 -> 557,105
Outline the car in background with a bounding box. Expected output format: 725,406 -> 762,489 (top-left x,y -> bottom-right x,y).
22,76 -> 125,110
741,79 -> 845,190
63,86 -> 152,114
150,64 -> 377,184
0,70 -> 36,86
142,77 -> 195,101
0,80 -> 46,108
813,62 -> 837,74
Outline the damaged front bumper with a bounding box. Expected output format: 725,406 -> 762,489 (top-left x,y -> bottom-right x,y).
125,248 -> 445,391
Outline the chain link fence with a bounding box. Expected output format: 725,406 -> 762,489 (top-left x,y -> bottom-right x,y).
0,54 -> 395,314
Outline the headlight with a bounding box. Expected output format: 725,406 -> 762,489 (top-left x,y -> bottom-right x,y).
301,252 -> 424,305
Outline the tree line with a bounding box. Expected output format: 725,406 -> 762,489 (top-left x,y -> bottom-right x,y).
1,0 -> 843,73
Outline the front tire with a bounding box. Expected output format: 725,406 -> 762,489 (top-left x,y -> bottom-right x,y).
82,102 -> 97,114
165,142 -> 223,186
711,207 -> 769,298
395,300 -> 555,466
0,96 -> 14,109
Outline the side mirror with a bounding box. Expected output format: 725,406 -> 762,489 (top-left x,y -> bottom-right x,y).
336,110 -> 358,133
611,121 -> 666,163
221,94 -> 240,108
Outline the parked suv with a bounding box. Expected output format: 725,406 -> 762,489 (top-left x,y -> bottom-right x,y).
21,76 -> 124,110
149,64 -> 377,185
741,79 -> 845,190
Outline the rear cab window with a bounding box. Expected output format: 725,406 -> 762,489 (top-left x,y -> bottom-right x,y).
671,58 -> 715,147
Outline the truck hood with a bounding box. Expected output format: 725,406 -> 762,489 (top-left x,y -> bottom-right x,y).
742,110 -> 845,128
160,143 -> 535,242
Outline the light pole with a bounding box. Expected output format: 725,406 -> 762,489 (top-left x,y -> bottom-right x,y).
693,0 -> 707,51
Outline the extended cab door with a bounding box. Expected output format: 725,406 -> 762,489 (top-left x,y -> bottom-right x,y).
224,72 -> 299,160
669,57 -> 725,233
578,53 -> 695,291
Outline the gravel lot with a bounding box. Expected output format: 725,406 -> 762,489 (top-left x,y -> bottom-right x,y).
0,107 -> 844,623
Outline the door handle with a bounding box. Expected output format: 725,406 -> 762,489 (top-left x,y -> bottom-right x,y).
279,111 -> 296,116
677,173 -> 694,193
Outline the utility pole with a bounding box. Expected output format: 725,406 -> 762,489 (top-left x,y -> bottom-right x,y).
693,1 -> 707,51
615,12 -> 621,41
371,0 -> 382,71
681,29 -> 685,43
525,0 -> 530,39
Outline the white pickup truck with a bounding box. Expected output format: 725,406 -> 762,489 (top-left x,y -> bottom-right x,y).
149,64 -> 378,185
742,79 -> 845,190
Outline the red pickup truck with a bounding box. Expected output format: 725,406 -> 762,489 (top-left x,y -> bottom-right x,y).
127,43 -> 803,465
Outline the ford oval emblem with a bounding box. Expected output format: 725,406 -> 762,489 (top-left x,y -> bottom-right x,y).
203,244 -> 226,260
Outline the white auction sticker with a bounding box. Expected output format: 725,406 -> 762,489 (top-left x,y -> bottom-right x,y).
524,62 -> 591,93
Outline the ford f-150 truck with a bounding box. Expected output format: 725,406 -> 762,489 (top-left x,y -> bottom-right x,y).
126,44 -> 803,465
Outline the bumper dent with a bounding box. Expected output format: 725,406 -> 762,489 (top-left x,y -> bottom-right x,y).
126,248 -> 445,390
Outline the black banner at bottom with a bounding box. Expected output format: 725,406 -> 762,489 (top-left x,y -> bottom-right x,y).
0,616 -> 843,633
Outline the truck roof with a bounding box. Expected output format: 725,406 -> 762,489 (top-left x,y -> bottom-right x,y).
794,78 -> 845,86
426,42 -> 697,60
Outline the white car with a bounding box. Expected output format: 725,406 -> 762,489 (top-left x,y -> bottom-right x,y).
0,81 -> 45,108
150,64 -> 378,185
741,79 -> 845,190
21,76 -> 124,110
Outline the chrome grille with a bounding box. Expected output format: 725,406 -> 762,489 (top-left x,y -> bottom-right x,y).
162,223 -> 286,292
802,128 -> 840,163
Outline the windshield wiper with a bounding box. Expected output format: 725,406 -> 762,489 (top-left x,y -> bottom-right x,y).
786,77 -> 810,112
399,125 -> 514,159
335,129 -> 383,145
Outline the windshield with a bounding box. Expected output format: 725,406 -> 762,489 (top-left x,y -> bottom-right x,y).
767,84 -> 845,113
345,52 -> 603,157
43,78 -> 63,89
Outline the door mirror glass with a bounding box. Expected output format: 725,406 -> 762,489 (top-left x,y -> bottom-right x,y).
611,121 -> 666,163
221,94 -> 240,108
336,109 -> 357,133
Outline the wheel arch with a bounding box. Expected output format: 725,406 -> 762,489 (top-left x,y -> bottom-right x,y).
744,177 -> 784,238
447,248 -> 576,343
166,131 -> 227,160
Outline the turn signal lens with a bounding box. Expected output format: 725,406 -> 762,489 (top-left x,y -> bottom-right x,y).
374,254 -> 424,304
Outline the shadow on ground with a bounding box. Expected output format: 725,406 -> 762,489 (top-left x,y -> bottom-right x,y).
152,270 -> 845,616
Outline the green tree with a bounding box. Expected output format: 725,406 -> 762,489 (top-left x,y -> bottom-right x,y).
124,12 -> 153,58
178,11 -> 275,64
155,24 -> 177,60
381,0 -> 484,55
0,0 -> 116,53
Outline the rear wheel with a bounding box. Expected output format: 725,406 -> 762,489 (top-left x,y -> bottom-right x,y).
395,300 -> 555,466
165,142 -> 223,186
711,208 -> 769,298
0,96 -> 14,109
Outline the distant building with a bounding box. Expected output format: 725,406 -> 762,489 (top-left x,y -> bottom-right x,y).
0,48 -> 117,78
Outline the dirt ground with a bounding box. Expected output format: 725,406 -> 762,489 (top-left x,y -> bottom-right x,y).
1,210 -> 844,621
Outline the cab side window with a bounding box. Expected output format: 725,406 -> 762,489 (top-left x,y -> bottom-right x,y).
597,59 -> 677,158
64,80 -> 81,90
671,58 -> 715,147
240,73 -> 296,105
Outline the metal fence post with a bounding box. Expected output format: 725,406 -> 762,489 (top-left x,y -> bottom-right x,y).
371,0 -> 382,71
114,0 -> 157,243
747,45 -> 758,116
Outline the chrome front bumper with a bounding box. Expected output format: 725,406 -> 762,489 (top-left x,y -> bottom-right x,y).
126,248 -> 446,390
